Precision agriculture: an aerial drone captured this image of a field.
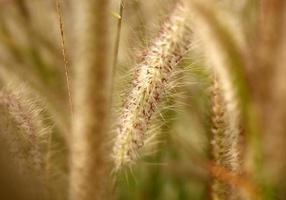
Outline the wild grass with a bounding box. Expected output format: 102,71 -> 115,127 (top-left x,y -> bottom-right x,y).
112,1 -> 191,171
0,0 -> 286,199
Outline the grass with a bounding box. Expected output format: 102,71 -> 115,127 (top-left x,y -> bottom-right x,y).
0,0 -> 285,199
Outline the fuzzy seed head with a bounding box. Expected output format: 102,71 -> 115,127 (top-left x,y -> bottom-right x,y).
112,2 -> 192,171
211,76 -> 241,200
0,86 -> 49,176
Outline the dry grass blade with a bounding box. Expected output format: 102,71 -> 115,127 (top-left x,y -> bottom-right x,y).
55,0 -> 73,118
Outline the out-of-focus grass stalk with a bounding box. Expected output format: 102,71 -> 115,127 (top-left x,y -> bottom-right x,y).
174,131 -> 260,199
253,0 -> 286,196
210,75 -> 241,199
112,0 -> 124,78
0,8 -> 69,136
0,65 -> 68,136
187,0 -> 249,112
187,0 -> 255,198
70,0 -> 112,199
55,0 -> 73,119
130,0 -> 147,47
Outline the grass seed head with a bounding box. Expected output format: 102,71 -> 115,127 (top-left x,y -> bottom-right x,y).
112,1 -> 192,171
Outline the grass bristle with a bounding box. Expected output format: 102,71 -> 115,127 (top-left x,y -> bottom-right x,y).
112,1 -> 192,171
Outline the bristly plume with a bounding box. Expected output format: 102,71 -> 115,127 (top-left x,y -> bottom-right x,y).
0,85 -> 50,198
189,0 -> 243,197
210,75 -> 241,199
0,86 -> 49,174
112,1 -> 192,171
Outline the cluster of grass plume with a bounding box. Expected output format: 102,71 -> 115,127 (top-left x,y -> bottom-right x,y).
210,75 -> 241,200
0,85 -> 49,172
112,1 -> 192,171
1,0 -> 286,199
0,84 -> 50,199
